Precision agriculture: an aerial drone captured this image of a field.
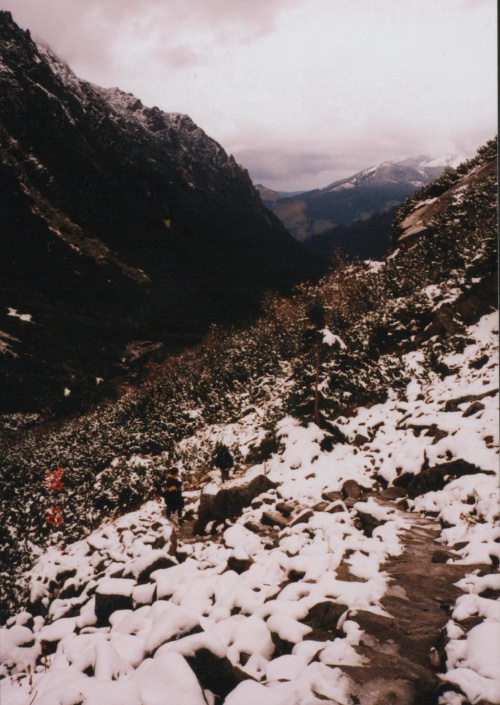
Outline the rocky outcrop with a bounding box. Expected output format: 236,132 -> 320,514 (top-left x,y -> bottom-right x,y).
396,459 -> 487,498
195,470 -> 278,533
417,273 -> 498,344
395,159 -> 497,246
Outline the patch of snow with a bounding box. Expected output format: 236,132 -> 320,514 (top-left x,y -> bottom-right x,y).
321,328 -> 346,348
7,308 -> 33,323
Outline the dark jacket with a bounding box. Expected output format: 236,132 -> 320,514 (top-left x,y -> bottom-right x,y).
163,475 -> 184,508
214,447 -> 234,470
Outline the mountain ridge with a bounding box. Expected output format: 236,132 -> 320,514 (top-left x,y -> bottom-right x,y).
0,11 -> 319,414
259,155 -> 463,251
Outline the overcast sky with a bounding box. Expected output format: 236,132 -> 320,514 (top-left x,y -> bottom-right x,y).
5,0 -> 497,190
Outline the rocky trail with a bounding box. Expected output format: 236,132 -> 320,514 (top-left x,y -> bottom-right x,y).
2,325 -> 499,705
166,481 -> 493,705
342,493 -> 486,705
0,464 -> 497,705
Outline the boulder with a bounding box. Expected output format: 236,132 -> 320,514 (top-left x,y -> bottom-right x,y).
326,502 -> 345,514
463,400 -> 485,417
270,630 -> 295,657
341,479 -> 363,500
261,493 -> 277,505
469,354 -> 488,370
288,569 -> 306,582
336,562 -> 365,583
195,470 -> 278,533
301,601 -> 345,642
123,551 -> 177,584
261,511 -> 289,529
276,501 -> 295,517
431,551 -> 450,564
186,648 -> 250,699
290,510 -> 314,527
443,388 -> 498,412
313,501 -> 329,512
353,433 -> 370,447
355,508 -> 385,537
243,520 -> 265,534
430,427 -> 449,445
226,555 -> 255,574
321,490 -> 342,502
95,579 -> 135,624
378,487 -> 407,501
397,459 -> 485,498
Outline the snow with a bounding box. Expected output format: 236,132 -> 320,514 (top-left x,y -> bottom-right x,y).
144,603 -> 201,654
7,308 -> 33,323
267,614 -> 311,643
95,578 -> 135,597
223,524 -> 263,555
225,680 -> 295,705
126,549 -> 177,580
419,154 -> 465,169
135,653 -> 207,705
329,181 -> 356,191
321,328 -> 346,348
319,636 -> 366,667
0,310 -> 498,705
38,617 -> 76,642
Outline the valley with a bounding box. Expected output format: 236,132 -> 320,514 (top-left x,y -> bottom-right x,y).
0,9 -> 497,705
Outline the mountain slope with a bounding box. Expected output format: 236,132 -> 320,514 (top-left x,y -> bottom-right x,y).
0,274 -> 498,705
0,140 -> 497,704
304,207 -> 398,261
392,137 -> 498,247
0,11 -> 318,414
262,156 -> 459,251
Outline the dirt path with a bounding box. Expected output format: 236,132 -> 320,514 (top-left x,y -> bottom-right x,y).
343,495 -> 484,705
168,490 -> 485,705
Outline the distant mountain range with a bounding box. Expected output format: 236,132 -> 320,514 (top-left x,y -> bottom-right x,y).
0,11 -> 320,414
254,185 -> 307,201
257,156 -> 464,254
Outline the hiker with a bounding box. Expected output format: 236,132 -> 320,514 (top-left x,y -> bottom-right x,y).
163,467 -> 184,522
214,444 -> 234,482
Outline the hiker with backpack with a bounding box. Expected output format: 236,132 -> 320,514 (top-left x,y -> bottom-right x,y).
163,467 -> 184,522
213,444 -> 234,482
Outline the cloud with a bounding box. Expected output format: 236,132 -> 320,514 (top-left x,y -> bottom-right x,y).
237,147 -> 337,182
463,0 -> 495,9
9,0 -> 303,84
232,116 -> 496,192
233,136 -> 403,192
153,45 -> 203,70
6,0 -> 497,191
9,0 -> 301,60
